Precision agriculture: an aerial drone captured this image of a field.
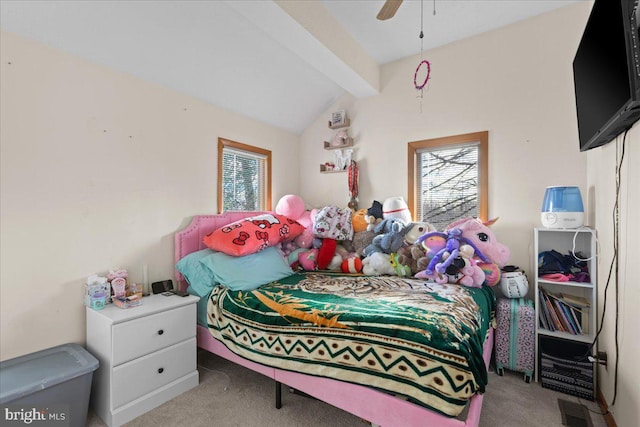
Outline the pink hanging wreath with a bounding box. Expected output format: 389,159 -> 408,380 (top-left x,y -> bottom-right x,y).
414,59 -> 431,90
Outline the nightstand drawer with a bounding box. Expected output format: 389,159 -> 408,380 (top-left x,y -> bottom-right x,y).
112,304 -> 196,365
112,338 -> 196,408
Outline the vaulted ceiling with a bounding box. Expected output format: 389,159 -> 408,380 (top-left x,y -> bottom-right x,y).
0,0 -> 585,134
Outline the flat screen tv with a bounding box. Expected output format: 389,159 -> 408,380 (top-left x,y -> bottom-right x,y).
573,0 -> 640,151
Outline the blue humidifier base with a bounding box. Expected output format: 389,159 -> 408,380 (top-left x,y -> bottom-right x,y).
541,186 -> 585,229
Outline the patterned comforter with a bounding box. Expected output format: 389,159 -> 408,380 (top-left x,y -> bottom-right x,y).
206,272 -> 496,417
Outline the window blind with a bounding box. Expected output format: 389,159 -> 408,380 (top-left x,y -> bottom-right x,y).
221,146 -> 266,211
416,142 -> 480,230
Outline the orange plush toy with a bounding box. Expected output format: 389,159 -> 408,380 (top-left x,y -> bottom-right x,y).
351,208 -> 368,233
341,257 -> 363,274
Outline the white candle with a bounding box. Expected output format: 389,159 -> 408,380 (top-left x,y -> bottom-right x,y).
143,264 -> 149,295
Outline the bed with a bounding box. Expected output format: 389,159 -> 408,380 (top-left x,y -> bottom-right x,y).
174,212 -> 496,427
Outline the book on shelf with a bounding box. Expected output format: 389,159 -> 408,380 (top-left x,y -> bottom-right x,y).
552,298 -> 575,334
568,304 -> 583,334
539,289 -> 564,332
538,293 -> 550,330
560,293 -> 590,308
553,289 -> 590,334
558,301 -> 579,334
538,288 -> 590,335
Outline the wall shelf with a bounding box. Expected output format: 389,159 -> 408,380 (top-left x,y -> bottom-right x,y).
328,118 -> 350,129
319,164 -> 347,173
324,139 -> 354,150
322,111 -> 353,173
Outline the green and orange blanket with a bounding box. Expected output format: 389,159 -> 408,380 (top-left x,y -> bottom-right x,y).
207,272 -> 495,417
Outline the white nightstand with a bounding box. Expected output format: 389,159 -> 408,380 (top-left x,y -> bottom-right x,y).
86,293 -> 200,426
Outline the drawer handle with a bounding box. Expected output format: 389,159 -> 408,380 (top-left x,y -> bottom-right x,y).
158,367 -> 164,374
157,329 -> 164,335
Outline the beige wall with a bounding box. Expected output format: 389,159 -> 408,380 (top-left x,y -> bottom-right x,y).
587,126 -> 639,427
0,31 -> 300,361
300,2 -> 592,281
2,2 -> 638,425
299,2 -> 639,424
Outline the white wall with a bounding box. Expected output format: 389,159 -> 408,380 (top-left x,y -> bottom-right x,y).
0,31 -> 300,361
587,125 -> 639,427
299,2 -> 592,276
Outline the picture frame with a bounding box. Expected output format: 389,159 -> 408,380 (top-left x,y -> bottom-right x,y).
331,110 -> 346,127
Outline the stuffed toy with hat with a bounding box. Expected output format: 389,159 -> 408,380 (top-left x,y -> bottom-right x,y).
367,200 -> 383,221
382,196 -> 412,225
362,200 -> 383,231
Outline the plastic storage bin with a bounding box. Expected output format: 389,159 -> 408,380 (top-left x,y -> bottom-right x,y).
0,343 -> 99,427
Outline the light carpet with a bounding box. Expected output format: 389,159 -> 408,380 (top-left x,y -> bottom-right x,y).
87,350 -> 608,427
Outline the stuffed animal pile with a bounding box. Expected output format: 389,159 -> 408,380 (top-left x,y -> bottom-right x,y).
275,195 -> 510,288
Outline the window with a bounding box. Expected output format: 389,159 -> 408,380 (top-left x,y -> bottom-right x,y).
218,138 -> 272,213
408,131 -> 488,230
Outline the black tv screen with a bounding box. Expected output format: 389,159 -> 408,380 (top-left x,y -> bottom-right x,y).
573,0 -> 640,151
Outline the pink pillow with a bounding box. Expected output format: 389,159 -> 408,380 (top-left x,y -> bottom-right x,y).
203,213 -> 304,257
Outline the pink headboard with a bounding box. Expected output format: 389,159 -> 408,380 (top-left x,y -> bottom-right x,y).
174,211 -> 267,291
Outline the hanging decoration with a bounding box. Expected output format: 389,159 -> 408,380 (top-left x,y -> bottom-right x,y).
347,160 -> 359,210
415,0 -> 436,112
414,60 -> 431,91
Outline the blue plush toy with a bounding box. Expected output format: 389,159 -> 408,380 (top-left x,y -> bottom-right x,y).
362,218 -> 407,257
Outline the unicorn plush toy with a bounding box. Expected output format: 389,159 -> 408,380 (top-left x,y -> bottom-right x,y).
415,218 -> 510,287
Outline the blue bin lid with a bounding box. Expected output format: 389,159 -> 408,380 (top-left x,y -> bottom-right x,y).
0,343 -> 99,404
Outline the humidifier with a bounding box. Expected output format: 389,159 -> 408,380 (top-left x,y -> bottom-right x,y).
541,186 -> 584,229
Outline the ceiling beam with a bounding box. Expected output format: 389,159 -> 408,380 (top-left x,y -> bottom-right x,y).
226,0 -> 379,98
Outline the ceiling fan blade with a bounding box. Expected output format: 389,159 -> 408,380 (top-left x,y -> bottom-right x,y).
377,0 -> 403,21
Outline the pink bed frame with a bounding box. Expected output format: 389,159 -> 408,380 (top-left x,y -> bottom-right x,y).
174,212 -> 494,427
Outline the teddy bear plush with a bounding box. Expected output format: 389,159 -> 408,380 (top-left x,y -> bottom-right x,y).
351,229 -> 376,256
396,244 -> 427,275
